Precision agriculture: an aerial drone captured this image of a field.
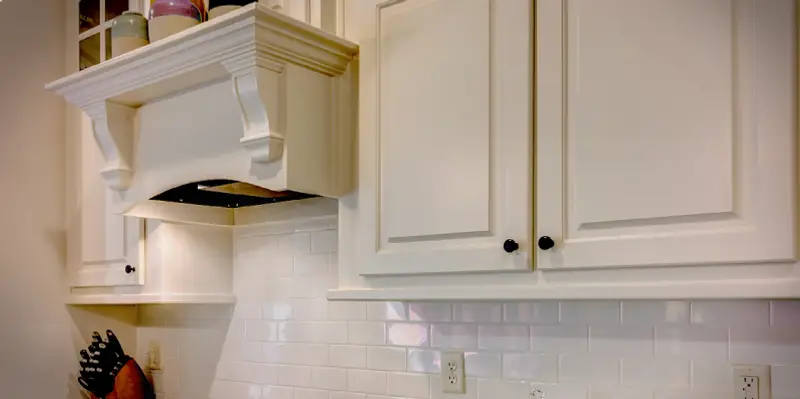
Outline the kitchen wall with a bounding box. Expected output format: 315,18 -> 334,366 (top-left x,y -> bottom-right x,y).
136,215 -> 800,399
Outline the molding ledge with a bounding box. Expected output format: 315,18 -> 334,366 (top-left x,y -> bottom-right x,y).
46,3 -> 357,191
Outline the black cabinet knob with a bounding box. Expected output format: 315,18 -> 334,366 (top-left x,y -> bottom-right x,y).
125,265 -> 136,274
537,236 -> 555,250
503,239 -> 519,253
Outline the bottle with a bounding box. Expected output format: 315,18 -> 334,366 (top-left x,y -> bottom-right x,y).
148,0 -> 204,42
111,11 -> 149,57
208,0 -> 255,20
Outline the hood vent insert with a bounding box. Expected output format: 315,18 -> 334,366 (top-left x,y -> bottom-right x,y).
151,180 -> 317,208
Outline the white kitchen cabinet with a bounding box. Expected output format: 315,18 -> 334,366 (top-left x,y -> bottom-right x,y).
340,0 -> 533,276
71,112 -> 145,289
535,0 -> 796,270
332,0 -> 800,300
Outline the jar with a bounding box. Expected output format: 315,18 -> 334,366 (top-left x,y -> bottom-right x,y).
148,0 -> 204,42
208,0 -> 255,20
111,11 -> 149,58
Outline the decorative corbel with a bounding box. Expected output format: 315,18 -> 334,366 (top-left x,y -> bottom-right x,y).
84,101 -> 137,190
222,52 -> 287,164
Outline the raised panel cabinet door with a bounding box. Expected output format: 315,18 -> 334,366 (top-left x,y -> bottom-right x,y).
536,0 -> 796,269
345,0 -> 533,275
75,113 -> 144,287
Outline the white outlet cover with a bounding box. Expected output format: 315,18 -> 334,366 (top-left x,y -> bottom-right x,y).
440,351 -> 465,394
734,365 -> 770,399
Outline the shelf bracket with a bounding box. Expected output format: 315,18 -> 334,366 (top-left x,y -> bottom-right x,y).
84,101 -> 137,190
223,52 -> 286,164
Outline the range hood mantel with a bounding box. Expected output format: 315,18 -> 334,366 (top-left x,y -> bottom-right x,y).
46,3 -> 358,201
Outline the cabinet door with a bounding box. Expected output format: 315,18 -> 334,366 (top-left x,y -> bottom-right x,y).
536,0 -> 796,269
345,0 -> 532,275
74,113 -> 144,287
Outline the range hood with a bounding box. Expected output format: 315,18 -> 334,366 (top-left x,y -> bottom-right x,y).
46,3 -> 358,225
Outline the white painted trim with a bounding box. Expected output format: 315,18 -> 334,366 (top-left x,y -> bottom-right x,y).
65,293 -> 237,305
50,3 -> 358,191
328,278 -> 800,301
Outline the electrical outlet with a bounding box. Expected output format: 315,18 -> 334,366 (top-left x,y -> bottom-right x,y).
440,351 -> 465,393
148,341 -> 162,371
734,365 -> 770,399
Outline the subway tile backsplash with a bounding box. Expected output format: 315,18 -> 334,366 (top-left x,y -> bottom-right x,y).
136,224 -> 800,399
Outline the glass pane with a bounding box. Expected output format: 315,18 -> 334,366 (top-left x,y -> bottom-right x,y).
79,33 -> 101,70
105,29 -> 113,60
106,0 -> 129,22
79,0 -> 100,33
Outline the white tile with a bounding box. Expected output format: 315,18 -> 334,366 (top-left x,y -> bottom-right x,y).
310,230 -> 338,254
348,369 -> 387,394
655,326 -> 727,359
368,302 -> 409,321
387,323 -> 430,347
771,300 -> 800,327
409,302 -> 454,322
330,394 -> 366,399
560,301 -> 620,325
691,300 -> 769,326
150,371 -> 179,394
368,346 -> 407,371
348,322 -> 387,345
622,301 -> 689,325
278,321 -> 347,343
464,352 -> 502,378
263,301 -> 293,320
478,325 -> 529,351
210,380 -> 263,399
503,353 -> 559,383
329,301 -> 367,321
246,320 -> 278,342
216,362 -> 278,384
454,303 -> 503,322
477,378 -> 528,399
295,388 -> 330,399
311,367 -> 347,390
530,383 -> 588,399
276,232 -> 311,253
590,387 -> 653,399
773,365 -> 800,398
387,372 -> 430,399
235,301 -> 264,319
429,377 -> 478,399
277,365 -> 312,386
654,391 -> 728,399
278,343 -> 329,366
263,343 -> 287,363
621,358 -> 689,390
431,324 -> 477,349
590,325 -> 653,357
503,302 -> 559,324
730,326 -> 800,364
235,342 -> 269,362
531,325 -> 589,354
292,299 -> 329,321
408,349 -> 441,373
294,253 -> 330,277
330,345 -> 367,368
690,359 -> 732,392
560,355 -> 620,387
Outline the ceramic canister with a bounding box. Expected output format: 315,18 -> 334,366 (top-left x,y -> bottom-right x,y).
111,11 -> 149,58
148,0 -> 204,42
208,0 -> 255,20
